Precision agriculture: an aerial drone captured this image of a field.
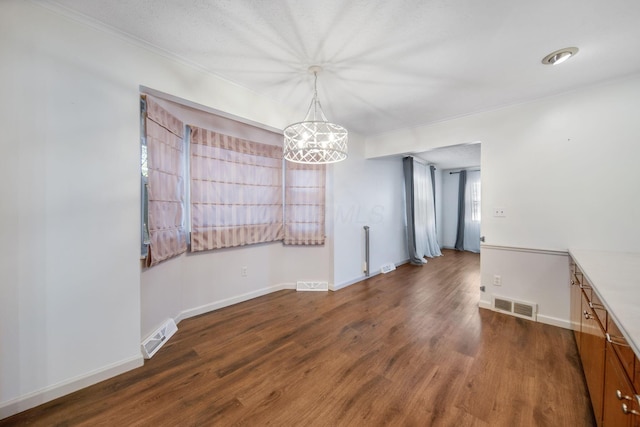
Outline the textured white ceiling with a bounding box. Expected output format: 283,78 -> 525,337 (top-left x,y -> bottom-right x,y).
44,0 -> 640,137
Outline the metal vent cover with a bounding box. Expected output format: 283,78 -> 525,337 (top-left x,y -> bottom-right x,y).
296,281 -> 329,292
514,302 -> 534,318
493,296 -> 537,321
494,298 -> 513,312
141,318 -> 177,359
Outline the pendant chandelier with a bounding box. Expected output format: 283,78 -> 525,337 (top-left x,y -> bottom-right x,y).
283,66 -> 348,164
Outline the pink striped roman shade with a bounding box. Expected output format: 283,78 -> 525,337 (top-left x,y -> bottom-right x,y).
189,126 -> 284,251
284,162 -> 326,245
144,95 -> 188,266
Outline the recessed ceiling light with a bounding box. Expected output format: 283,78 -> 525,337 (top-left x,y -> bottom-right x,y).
542,47 -> 579,65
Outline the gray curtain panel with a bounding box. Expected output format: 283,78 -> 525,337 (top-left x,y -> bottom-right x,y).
429,165 -> 437,225
403,157 -> 425,265
454,170 -> 467,251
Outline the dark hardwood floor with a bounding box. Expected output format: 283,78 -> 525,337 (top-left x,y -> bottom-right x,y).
1,249 -> 595,426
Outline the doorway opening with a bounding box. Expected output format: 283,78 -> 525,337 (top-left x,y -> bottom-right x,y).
411,142 -> 481,252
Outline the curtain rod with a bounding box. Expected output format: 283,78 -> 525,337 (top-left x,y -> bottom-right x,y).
404,156 -> 436,168
449,169 -> 480,174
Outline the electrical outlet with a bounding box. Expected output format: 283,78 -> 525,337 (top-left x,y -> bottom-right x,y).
493,207 -> 506,217
241,266 -> 248,277
493,275 -> 502,286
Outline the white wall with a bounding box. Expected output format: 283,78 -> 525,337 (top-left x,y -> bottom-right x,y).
481,247 -> 570,328
366,74 -> 640,326
332,135 -> 407,288
0,0 -> 307,417
0,1 -> 407,417
141,242 -> 322,337
1,1 -> 148,415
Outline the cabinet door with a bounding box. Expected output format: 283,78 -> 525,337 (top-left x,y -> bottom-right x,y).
570,268 -> 583,350
582,291 -> 606,426
607,315 -> 636,383
603,344 -> 640,427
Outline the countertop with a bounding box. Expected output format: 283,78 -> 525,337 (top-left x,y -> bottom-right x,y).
569,249 -> 640,358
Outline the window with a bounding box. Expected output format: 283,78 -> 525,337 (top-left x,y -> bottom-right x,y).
141,95 -> 188,266
471,181 -> 481,222
284,162 -> 326,245
189,126 -> 284,251
140,93 -> 327,265
140,100 -> 150,258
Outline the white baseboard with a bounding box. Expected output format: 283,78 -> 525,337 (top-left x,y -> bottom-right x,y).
331,259 -> 409,291
537,314 -> 571,330
478,299 -> 492,310
331,275 -> 367,291
176,282 -> 296,323
0,355 -> 143,420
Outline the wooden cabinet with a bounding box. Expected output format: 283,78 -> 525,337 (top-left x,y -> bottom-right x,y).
603,318 -> 640,426
581,286 -> 606,425
608,316 -> 636,384
570,261 -> 583,351
603,343 -> 640,427
571,254 -> 640,427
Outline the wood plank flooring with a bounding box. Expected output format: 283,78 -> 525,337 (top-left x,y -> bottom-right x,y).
1,250 -> 595,426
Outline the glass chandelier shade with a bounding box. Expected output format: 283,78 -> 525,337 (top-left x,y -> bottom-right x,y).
283,68 -> 348,164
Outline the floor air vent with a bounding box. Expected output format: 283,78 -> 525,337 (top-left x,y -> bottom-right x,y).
380,263 -> 396,274
296,281 -> 329,291
494,298 -> 512,313
493,296 -> 537,321
141,318 -> 177,359
514,302 -> 534,318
